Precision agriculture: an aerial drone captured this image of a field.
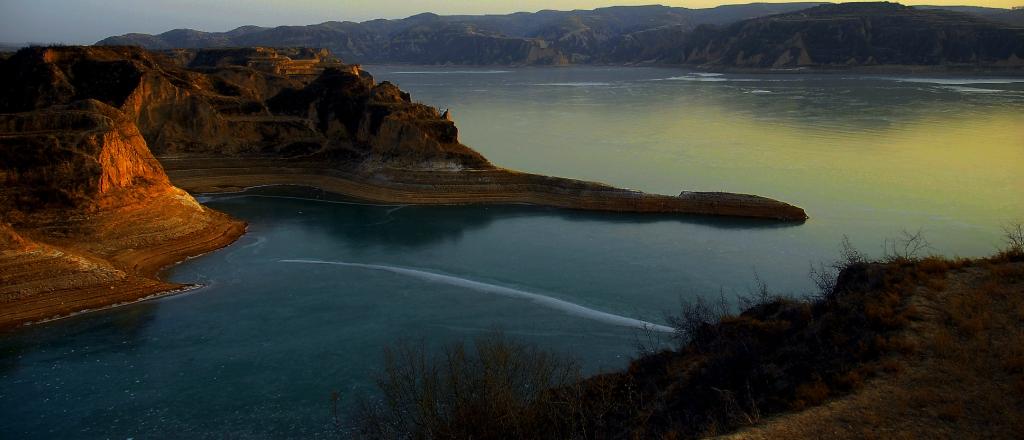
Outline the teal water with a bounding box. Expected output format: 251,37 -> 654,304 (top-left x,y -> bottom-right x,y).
2,67 -> 1023,438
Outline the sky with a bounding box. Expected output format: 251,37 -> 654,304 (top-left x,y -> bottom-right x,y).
1,0 -> 1020,44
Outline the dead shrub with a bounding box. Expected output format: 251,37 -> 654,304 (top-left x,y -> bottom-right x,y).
882,229 -> 933,263
864,290 -> 908,329
810,235 -> 867,302
892,336 -> 919,355
930,329 -> 957,353
792,379 -> 830,410
917,257 -> 951,275
880,358 -> 904,375
354,333 -> 583,440
837,369 -> 865,391
667,291 -> 732,346
1003,344 -> 1024,375
990,264 -> 1024,282
937,401 -> 965,422
1002,223 -> 1024,257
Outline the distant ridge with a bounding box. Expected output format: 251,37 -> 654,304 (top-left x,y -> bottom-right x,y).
96,3 -> 823,65
661,2 -> 1024,68
917,5 -> 1024,26
96,2 -> 1024,68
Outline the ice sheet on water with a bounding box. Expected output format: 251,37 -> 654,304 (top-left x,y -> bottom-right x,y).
532,82 -> 614,87
882,77 -> 1024,85
391,70 -> 512,74
280,259 -> 675,333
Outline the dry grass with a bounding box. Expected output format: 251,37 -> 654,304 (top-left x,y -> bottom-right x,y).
352,334 -> 585,439
725,260 -> 1024,440
350,235 -> 1024,439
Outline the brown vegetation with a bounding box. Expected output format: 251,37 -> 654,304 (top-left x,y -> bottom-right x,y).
352,233 -> 1024,439
354,334 -> 583,439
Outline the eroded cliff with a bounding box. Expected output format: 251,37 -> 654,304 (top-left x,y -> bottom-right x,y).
0,99 -> 244,329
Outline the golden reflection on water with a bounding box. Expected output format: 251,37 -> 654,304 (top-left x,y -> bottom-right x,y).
453,78 -> 1024,254
668,107 -> 1024,220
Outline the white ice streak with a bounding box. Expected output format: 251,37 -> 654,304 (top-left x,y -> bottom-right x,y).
240,235 -> 268,250
391,70 -> 511,74
279,259 -> 675,333
665,75 -> 729,82
533,82 -> 614,87
884,77 -> 1024,85
942,85 -> 1005,94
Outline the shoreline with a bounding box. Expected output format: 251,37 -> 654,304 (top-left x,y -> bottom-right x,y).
0,208 -> 246,332
0,155 -> 804,332
18,283 -> 204,327
0,154 -> 802,332
363,62 -> 1024,76
160,158 -> 809,221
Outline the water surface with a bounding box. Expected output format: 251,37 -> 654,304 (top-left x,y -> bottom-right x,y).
2,66 -> 1022,438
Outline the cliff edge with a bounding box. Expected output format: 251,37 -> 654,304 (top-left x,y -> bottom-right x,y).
0,99 -> 244,329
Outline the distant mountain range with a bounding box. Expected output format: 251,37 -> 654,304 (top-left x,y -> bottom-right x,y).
661,3 -> 1024,67
96,2 -> 1024,68
917,5 -> 1024,26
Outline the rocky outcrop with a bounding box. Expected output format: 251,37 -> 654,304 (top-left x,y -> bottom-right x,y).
0,100 -> 167,215
0,98 -> 245,329
0,46 -> 482,167
179,47 -> 345,77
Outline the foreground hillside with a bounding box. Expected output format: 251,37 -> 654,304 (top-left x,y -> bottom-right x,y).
354,240 -> 1024,438
726,259 -> 1024,437
95,2 -> 1024,68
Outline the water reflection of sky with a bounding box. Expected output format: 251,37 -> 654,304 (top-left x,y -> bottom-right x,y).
372,65 -> 1024,259
2,67 -> 1023,438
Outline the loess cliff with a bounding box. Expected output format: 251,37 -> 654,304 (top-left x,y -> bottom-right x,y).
0,99 -> 245,329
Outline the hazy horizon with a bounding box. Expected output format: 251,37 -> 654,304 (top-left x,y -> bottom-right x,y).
0,0 -> 1020,45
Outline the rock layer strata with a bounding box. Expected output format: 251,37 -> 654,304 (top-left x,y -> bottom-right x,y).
0,99 -> 245,329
